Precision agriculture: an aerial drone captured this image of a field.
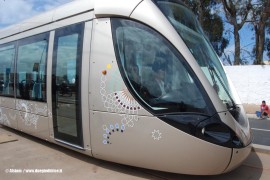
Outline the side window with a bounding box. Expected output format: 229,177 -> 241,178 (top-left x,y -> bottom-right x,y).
111,19 -> 211,115
16,33 -> 49,101
0,43 -> 15,97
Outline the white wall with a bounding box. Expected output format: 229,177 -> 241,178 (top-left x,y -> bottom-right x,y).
224,65 -> 270,112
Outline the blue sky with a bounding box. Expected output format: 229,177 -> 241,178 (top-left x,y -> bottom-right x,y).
224,23 -> 256,64
223,20 -> 269,64
0,0 -> 268,64
0,0 -> 72,28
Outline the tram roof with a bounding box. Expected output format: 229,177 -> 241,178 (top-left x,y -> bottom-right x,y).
0,0 -> 142,40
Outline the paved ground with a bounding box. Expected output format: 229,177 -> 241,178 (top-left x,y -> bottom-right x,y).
249,117 -> 270,146
1,125 -> 270,180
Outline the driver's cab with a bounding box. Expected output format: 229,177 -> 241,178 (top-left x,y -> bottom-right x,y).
112,19 -> 209,114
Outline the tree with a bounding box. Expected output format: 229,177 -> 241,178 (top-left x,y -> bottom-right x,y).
250,0 -> 270,64
204,12 -> 229,56
221,0 -> 252,65
266,23 -> 270,59
182,0 -> 229,57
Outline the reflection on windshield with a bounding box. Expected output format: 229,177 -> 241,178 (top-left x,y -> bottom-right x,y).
112,18 -> 214,115
155,0 -> 236,109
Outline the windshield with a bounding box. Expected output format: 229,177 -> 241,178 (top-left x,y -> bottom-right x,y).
153,0 -> 236,109
111,18 -> 215,115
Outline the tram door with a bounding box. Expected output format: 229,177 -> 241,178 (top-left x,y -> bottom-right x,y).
52,23 -> 84,147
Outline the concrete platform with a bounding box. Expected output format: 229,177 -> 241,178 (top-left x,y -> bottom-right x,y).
0,134 -> 17,144
0,125 -> 270,180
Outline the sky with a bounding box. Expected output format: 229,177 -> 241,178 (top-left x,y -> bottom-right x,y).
223,23 -> 257,64
0,0 -> 268,65
0,0 -> 73,28
222,22 -> 269,65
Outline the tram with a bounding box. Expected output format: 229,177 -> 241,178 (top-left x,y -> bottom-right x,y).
0,0 -> 252,175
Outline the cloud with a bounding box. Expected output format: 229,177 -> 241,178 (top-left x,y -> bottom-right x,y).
0,0 -> 34,26
0,0 -> 72,28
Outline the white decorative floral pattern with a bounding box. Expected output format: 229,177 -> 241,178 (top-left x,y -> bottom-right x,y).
100,68 -> 164,143
100,75 -> 141,128
8,112 -> 17,121
48,109 -> 53,118
19,112 -> 39,129
152,129 -> 162,140
16,100 -> 47,116
0,108 -> 11,126
0,96 -> 49,130
16,100 -> 48,129
99,67 -> 143,145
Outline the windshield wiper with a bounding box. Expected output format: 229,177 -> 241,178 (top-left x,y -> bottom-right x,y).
208,63 -> 237,110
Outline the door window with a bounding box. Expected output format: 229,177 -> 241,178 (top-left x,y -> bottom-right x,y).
52,23 -> 84,146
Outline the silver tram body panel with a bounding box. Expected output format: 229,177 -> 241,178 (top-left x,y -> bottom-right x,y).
0,0 -> 251,175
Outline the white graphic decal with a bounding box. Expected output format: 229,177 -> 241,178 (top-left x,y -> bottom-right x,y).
100,75 -> 141,114
16,100 -> 47,129
16,100 -> 48,115
35,104 -> 48,115
120,114 -> 138,128
100,74 -> 141,130
152,129 -> 162,140
0,97 -> 6,105
8,112 -> 17,121
0,108 -> 11,126
48,109 -> 53,118
99,67 -> 168,144
102,123 -> 125,145
16,100 -> 32,112
19,112 -> 39,129
100,73 -> 141,144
